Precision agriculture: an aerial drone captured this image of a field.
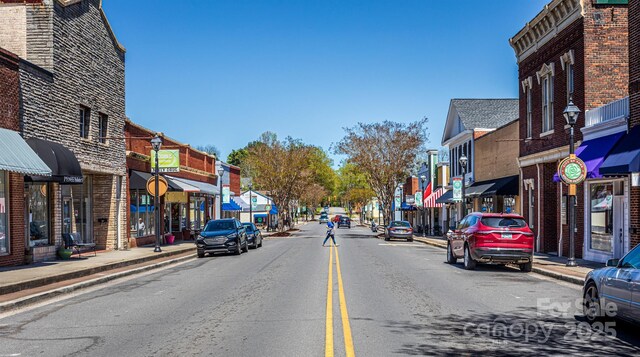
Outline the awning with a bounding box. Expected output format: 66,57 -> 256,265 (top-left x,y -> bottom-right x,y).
270,205 -> 278,215
130,204 -> 155,213
233,196 -> 250,211
465,181 -> 495,197
222,200 -> 242,211
0,128 -> 51,176
424,188 -> 445,208
25,138 -> 83,184
166,176 -> 219,195
400,202 -> 417,211
554,132 -> 625,181
129,170 -> 183,191
435,189 -> 455,204
480,175 -> 519,196
600,126 -> 640,175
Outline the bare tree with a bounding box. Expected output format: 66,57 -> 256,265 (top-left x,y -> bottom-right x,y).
335,119 -> 428,225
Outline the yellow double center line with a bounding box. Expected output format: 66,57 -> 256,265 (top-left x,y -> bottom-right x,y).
325,244 -> 355,357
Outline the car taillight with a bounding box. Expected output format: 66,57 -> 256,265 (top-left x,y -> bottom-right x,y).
408,228 -> 413,233
389,227 -> 396,231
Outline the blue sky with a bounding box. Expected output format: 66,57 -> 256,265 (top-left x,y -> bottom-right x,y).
102,0 -> 549,165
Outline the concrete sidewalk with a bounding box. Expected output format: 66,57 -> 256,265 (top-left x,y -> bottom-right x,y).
412,235 -> 603,285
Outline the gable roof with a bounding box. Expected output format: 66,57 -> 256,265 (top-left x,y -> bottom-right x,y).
442,99 -> 519,145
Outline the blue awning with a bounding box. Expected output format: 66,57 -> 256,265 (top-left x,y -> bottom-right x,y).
400,202 -> 416,211
130,204 -> 155,213
600,126 -> 640,175
553,132 -> 625,181
254,214 -> 268,218
222,200 -> 242,211
269,205 -> 278,215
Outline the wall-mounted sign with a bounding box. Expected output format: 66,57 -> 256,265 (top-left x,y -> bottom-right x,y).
222,185 -> 230,204
146,176 -> 168,197
414,191 -> 423,207
452,177 -> 462,201
405,195 -> 415,205
558,155 -> 587,185
150,150 -> 180,173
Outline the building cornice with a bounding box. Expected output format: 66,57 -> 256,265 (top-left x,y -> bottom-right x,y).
509,0 -> 583,64
126,151 -> 218,179
517,142 -> 582,167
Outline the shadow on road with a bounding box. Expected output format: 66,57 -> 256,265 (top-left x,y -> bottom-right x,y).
384,308 -> 640,356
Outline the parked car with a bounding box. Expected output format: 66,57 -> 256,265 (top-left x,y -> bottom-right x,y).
337,216 -> 351,228
319,213 -> 329,223
384,221 -> 414,241
582,244 -> 640,324
196,218 -> 248,257
242,222 -> 263,249
446,213 -> 534,272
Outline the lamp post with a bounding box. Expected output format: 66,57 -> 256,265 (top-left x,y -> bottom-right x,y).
563,96 -> 580,267
396,183 -> 403,221
420,175 -> 427,236
249,184 -> 253,225
217,163 -> 225,220
459,155 -> 468,218
150,134 -> 163,253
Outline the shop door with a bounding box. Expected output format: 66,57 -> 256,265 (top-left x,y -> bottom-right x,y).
613,196 -> 625,259
62,197 -> 71,234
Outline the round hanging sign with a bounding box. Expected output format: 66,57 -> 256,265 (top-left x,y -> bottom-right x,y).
558,155 -> 587,185
147,175 -> 168,197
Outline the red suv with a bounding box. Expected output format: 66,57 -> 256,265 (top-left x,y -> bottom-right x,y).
446,212 -> 534,272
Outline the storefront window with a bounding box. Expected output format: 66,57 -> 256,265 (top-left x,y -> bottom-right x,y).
62,177 -> 92,243
129,189 -> 155,237
481,197 -> 493,213
0,172 -> 8,254
27,182 -> 50,247
190,195 -> 206,230
590,183 -> 613,253
504,197 -> 516,214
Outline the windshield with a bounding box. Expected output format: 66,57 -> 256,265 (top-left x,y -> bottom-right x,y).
204,221 -> 236,231
390,221 -> 410,228
481,217 -> 527,228
242,223 -> 255,232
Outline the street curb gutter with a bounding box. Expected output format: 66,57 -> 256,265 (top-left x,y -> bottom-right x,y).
0,253 -> 196,313
0,247 -> 196,296
412,237 -> 584,286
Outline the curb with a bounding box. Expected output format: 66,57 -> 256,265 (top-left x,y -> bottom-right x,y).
411,236 -> 584,286
0,253 -> 196,313
0,246 -> 196,296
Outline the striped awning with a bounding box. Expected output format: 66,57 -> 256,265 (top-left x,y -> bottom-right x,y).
0,129 -> 51,176
424,188 -> 446,208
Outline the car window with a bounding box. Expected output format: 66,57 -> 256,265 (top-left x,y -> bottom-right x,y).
390,221 -> 410,227
243,223 -> 255,232
619,244 -> 640,269
456,217 -> 467,230
204,221 -> 235,231
481,217 -> 527,228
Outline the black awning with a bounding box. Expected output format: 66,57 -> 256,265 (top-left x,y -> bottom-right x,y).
129,170 -> 183,191
481,175 -> 519,196
25,138 -> 83,184
600,125 -> 640,175
435,189 -> 454,204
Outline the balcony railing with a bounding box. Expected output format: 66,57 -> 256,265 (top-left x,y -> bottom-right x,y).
585,96 -> 629,127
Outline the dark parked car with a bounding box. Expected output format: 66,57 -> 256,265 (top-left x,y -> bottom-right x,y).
583,244 -> 640,324
446,212 -> 534,271
337,216 -> 351,228
196,218 -> 248,257
319,212 -> 329,223
242,222 -> 263,249
384,221 -> 414,241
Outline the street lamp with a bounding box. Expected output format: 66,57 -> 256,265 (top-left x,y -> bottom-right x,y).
420,175 -> 427,237
248,184 -> 253,226
396,183 -> 403,222
459,154 -> 468,217
150,134 -> 163,253
563,96 -> 581,267
216,163 -> 225,220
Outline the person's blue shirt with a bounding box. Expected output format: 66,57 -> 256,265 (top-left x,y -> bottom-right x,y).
327,222 -> 334,229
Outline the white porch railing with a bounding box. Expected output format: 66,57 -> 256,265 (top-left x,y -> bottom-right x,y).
585,96 -> 629,127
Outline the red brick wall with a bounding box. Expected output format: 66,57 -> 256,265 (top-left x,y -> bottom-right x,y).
629,0 -> 640,249
229,166 -> 241,196
0,48 -> 26,266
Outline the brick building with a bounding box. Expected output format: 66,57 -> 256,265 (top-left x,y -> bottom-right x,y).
510,0 -> 628,258
125,119 -> 219,246
0,48 -> 51,266
0,0 -> 128,262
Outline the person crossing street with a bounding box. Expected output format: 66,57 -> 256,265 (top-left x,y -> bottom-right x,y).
322,220 -> 338,247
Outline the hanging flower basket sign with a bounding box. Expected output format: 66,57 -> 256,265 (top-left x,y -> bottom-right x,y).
558,155 -> 587,185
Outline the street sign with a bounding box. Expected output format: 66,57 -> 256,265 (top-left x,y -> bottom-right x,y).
150,150 -> 180,173
452,177 -> 462,201
222,185 -> 230,204
146,176 -> 168,197
558,155 -> 587,185
265,204 -> 272,211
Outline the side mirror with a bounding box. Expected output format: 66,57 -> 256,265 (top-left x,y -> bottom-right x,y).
606,258 -> 619,267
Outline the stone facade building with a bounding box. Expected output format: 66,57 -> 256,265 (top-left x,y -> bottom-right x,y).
510,0 -> 628,258
0,0 -> 127,262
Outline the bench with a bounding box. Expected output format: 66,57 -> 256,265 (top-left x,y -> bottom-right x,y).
62,233 -> 97,258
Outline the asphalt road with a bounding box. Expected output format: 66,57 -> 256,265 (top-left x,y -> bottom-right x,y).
1,214 -> 639,356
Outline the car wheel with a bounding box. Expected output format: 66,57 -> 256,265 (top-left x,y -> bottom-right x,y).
519,261 -> 533,272
242,239 -> 249,253
197,251 -> 205,258
446,243 -> 457,264
407,238 -> 413,242
583,282 -> 603,323
235,240 -> 242,255
258,238 -> 263,248
463,245 -> 476,270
